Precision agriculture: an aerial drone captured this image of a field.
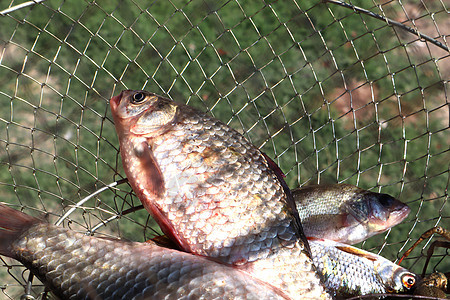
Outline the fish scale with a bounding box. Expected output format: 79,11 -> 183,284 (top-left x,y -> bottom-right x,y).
142,179 -> 417,298
0,204 -> 287,300
309,238 -> 417,297
150,117 -> 285,260
110,90 -> 330,299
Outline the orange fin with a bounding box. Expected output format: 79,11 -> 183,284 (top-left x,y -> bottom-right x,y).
0,204 -> 41,258
147,235 -> 180,250
132,141 -> 193,252
336,245 -> 378,261
134,140 -> 165,198
307,237 -> 324,241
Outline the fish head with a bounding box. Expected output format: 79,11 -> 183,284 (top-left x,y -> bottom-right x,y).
365,192 -> 411,233
346,191 -> 410,236
379,266 -> 419,293
109,90 -> 179,234
110,90 -> 178,138
399,271 -> 419,292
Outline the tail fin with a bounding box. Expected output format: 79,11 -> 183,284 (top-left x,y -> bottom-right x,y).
0,204 -> 40,258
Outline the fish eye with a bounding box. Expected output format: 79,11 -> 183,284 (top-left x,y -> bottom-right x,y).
401,273 -> 416,289
131,92 -> 146,104
378,194 -> 395,207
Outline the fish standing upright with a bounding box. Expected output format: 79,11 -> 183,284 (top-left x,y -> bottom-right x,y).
110,90 -> 330,299
294,184 -> 410,244
0,204 -> 287,300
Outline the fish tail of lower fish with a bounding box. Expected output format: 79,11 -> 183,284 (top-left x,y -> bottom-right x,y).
0,204 -> 40,259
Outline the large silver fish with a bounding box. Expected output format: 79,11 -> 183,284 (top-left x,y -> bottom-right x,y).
0,204 -> 287,299
309,237 -> 418,298
151,234 -> 419,298
294,184 -> 410,244
110,90 -> 330,299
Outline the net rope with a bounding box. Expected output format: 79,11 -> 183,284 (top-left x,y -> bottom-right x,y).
0,0 -> 448,298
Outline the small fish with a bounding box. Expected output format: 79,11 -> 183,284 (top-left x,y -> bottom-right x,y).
0,204 -> 287,300
308,237 -> 418,298
294,184 -> 410,244
110,90 -> 330,299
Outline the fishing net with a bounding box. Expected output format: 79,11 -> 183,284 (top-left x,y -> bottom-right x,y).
0,0 -> 448,298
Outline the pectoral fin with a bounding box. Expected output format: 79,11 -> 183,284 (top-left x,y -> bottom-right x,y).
131,141 -> 191,251
134,141 -> 165,198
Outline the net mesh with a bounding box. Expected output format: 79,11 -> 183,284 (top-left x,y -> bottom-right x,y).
0,0 -> 448,298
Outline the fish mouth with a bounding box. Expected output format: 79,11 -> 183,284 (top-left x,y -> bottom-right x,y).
389,204 -> 410,223
110,90 -> 125,111
369,204 -> 410,231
